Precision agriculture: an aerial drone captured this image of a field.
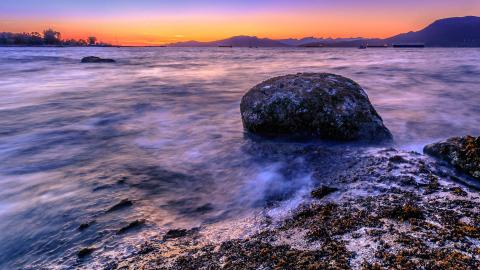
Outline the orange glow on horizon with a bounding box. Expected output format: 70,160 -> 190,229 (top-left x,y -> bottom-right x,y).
2,7 -> 479,46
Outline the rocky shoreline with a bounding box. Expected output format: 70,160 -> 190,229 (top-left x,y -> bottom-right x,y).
105,142 -> 479,270
102,74 -> 480,269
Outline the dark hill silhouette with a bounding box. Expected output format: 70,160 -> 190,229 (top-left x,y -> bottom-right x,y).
385,16 -> 480,46
169,36 -> 287,47
168,16 -> 480,48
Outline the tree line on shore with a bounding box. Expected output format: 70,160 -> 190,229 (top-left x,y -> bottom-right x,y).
0,29 -> 111,46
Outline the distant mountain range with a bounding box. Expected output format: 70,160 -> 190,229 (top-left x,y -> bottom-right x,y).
168,36 -> 287,47
167,16 -> 480,47
276,37 -> 364,46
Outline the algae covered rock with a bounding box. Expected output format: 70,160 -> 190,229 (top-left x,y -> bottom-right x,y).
424,135 -> 480,179
240,73 -> 392,141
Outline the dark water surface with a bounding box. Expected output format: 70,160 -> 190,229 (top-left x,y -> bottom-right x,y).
0,47 -> 479,269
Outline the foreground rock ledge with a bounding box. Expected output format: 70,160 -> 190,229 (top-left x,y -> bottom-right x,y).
424,135 -> 480,180
240,73 -> 392,141
111,148 -> 480,270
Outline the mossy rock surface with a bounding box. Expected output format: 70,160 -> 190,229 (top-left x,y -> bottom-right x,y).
424,135 -> 480,179
240,73 -> 392,141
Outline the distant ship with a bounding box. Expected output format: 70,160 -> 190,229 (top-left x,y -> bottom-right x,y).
300,43 -> 325,47
359,44 -> 389,49
367,44 -> 389,48
393,44 -> 425,48
218,45 -> 233,48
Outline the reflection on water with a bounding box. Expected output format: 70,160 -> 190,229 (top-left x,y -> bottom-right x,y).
0,47 -> 479,269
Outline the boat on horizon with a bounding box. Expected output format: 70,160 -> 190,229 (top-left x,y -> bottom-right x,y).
367,44 -> 389,48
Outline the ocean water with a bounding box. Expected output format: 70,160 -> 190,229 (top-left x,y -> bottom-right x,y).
0,47 -> 479,269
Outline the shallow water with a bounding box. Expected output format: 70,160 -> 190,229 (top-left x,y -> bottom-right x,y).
0,47 -> 479,269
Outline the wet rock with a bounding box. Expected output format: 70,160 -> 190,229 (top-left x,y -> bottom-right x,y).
163,228 -> 199,241
240,73 -> 392,141
116,176 -> 128,184
106,198 -> 133,212
81,56 -> 116,63
388,155 -> 409,164
311,185 -> 338,199
163,229 -> 188,240
450,187 -> 468,197
116,219 -> 145,234
424,135 -> 480,180
77,247 -> 95,258
78,220 -> 95,231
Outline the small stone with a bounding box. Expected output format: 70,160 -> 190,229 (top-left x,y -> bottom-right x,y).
81,56 -> 116,63
389,155 -> 408,163
163,229 -> 190,240
77,247 -> 95,258
78,220 -> 95,231
106,198 -> 133,213
450,187 -> 468,197
117,219 -> 145,234
311,186 -> 338,199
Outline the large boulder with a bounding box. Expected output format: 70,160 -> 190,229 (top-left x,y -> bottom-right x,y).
81,56 -> 115,63
240,73 -> 392,141
424,135 -> 480,179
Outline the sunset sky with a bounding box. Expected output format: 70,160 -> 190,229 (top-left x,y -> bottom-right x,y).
1,0 -> 479,46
